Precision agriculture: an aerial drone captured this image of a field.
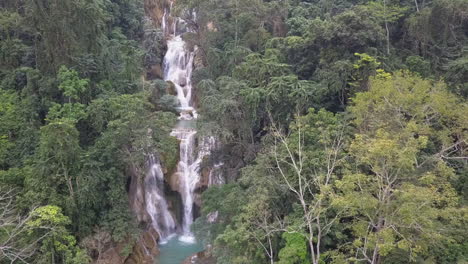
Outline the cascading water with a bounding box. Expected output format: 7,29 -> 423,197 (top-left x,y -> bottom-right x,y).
145,155 -> 176,243
162,1 -> 214,243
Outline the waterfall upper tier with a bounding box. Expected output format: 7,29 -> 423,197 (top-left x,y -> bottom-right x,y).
163,35 -> 197,121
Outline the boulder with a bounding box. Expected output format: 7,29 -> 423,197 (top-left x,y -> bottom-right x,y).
166,81 -> 178,96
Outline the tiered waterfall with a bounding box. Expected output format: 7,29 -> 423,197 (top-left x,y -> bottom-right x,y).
144,1 -> 215,244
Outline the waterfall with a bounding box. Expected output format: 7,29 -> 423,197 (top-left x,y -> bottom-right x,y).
143,1 -> 218,245
162,2 -> 213,243
145,155 -> 176,243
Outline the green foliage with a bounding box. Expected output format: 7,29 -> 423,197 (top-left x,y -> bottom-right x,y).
2,0 -> 468,263
360,1 -> 408,24
57,66 -> 89,102
27,205 -> 90,264
22,119 -> 82,218
0,0 -> 174,261
47,103 -> 87,123
77,93 -> 177,239
332,72 -> 468,262
0,89 -> 24,169
193,0 -> 468,262
277,233 -> 308,264
445,49 -> 468,97
406,55 -> 431,77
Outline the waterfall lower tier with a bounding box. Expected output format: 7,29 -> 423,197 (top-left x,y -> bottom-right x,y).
145,156 -> 176,242
170,129 -> 197,241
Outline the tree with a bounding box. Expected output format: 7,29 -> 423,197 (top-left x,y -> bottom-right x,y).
27,205 -> 89,264
24,119 -> 82,212
0,189 -> 88,263
77,93 -> 177,240
334,72 -> 467,263
406,0 -> 468,70
24,0 -> 107,73
359,1 -> 407,55
270,109 -> 347,264
0,188 -> 38,263
445,49 -> 468,97
57,66 -> 89,103
0,89 -> 24,170
277,232 -> 308,264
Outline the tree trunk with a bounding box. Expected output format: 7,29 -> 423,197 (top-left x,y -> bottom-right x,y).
371,216 -> 384,264
384,0 -> 390,55
385,21 -> 390,55
301,200 -> 318,264
268,236 -> 274,264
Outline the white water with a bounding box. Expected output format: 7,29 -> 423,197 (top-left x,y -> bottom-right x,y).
145,1 -> 219,247
163,2 -> 214,243
145,155 -> 176,242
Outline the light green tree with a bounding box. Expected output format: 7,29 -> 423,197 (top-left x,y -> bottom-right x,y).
27,205 -> 90,264
335,72 -> 467,263
57,66 -> 89,103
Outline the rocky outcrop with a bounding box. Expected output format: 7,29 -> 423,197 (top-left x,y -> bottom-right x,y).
87,227 -> 159,264
129,166 -> 151,224
166,81 -> 177,95
144,0 -> 171,28
168,171 -> 181,193
194,163 -> 224,208
192,166 -> 210,208
143,17 -> 166,80
93,240 -> 127,264
148,64 -> 164,80
199,167 -> 211,188
85,228 -> 159,264
193,48 -> 204,70
182,246 -> 216,264
125,228 -> 160,264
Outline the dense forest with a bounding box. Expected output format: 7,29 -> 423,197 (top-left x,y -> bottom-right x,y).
0,0 -> 467,263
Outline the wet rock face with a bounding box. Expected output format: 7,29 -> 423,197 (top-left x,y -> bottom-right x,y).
144,0 -> 171,28
192,166 -> 210,209
164,184 -> 185,231
126,165 -> 161,263
125,227 -> 160,264
199,167 -> 211,188
129,167 -> 151,224
193,48 -> 204,70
